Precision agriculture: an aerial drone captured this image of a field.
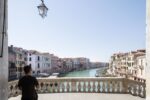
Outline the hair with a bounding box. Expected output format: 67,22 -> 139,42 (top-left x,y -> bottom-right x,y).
24,65 -> 32,74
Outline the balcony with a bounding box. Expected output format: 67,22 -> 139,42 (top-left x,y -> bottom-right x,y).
8,77 -> 146,100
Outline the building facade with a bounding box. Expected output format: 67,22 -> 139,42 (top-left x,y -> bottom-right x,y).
108,49 -> 146,78
134,55 -> 146,78
27,51 -> 51,76
51,54 -> 59,73
8,46 -> 17,81
8,45 -> 28,80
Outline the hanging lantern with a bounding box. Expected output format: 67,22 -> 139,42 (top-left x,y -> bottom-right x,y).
37,0 -> 48,18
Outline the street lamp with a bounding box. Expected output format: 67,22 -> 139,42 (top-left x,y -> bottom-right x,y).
37,0 -> 48,18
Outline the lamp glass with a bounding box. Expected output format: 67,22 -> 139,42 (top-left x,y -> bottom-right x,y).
38,3 -> 48,18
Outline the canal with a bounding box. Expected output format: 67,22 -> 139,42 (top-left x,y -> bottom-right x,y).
60,67 -> 107,77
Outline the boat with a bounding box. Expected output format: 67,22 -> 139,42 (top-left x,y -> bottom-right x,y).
48,73 -> 60,78
39,73 -> 50,77
95,73 -> 99,77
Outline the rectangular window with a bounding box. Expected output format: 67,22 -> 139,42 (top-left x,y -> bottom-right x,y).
29,57 -> 32,61
141,60 -> 143,65
24,58 -> 27,61
38,63 -> 40,68
38,56 -> 40,61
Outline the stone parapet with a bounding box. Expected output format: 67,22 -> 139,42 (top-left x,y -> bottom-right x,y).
8,77 -> 146,98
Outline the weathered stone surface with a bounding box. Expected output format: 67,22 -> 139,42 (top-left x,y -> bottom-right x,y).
146,0 -> 150,100
9,93 -> 145,100
0,0 -> 8,100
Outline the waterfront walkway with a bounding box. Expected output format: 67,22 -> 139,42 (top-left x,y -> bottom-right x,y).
9,93 -> 145,100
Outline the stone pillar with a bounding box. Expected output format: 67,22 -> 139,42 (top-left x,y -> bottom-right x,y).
146,0 -> 150,99
0,0 -> 8,100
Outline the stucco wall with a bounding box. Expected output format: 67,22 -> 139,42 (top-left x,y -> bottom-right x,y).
146,0 -> 150,99
0,0 -> 8,100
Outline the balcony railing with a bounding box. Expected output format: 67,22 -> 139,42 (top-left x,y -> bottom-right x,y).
8,77 -> 146,98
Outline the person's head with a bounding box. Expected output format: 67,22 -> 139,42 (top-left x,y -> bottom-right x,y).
24,65 -> 32,75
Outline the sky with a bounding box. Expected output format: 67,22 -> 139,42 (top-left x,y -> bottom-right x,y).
8,0 -> 146,62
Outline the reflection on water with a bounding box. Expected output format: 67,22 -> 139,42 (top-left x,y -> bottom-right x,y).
60,67 -> 106,77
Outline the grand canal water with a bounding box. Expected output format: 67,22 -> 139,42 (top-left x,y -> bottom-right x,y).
60,67 -> 106,77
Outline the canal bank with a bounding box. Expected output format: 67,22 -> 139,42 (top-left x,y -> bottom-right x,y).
59,67 -> 107,77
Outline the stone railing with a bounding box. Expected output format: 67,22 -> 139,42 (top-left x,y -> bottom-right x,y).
130,76 -> 146,83
8,80 -> 20,98
8,77 -> 146,98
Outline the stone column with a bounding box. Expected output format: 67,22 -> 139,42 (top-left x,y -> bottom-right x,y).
0,0 -> 8,100
146,0 -> 150,99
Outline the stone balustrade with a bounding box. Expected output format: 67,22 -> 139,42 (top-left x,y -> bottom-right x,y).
8,77 -> 146,98
8,80 -> 20,98
130,76 -> 146,83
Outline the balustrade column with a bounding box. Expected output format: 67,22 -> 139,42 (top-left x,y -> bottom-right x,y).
61,82 -> 65,92
97,82 -> 100,92
66,81 -> 70,92
93,81 -> 96,92
83,82 -> 86,92
142,83 -> 146,98
102,81 -> 105,93
116,81 -> 121,93
78,82 -> 81,92
122,78 -> 128,93
57,82 -> 61,93
71,81 -> 76,92
111,81 -> 115,93
88,81 -> 91,92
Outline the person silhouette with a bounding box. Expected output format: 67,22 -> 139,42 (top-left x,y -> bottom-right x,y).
18,65 -> 39,100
